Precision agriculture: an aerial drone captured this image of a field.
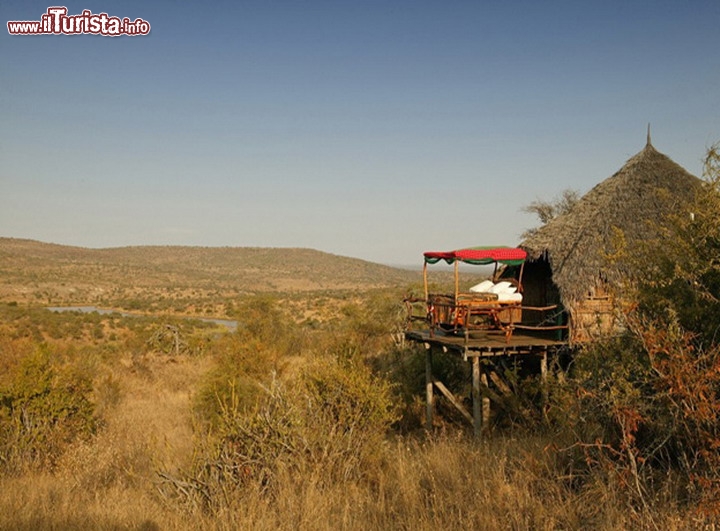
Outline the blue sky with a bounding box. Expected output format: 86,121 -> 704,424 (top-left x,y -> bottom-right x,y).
2,1 -> 719,265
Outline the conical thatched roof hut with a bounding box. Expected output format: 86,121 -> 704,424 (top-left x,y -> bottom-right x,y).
519,137 -> 702,343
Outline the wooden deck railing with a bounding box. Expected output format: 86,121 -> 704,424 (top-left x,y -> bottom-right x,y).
404,294 -> 569,343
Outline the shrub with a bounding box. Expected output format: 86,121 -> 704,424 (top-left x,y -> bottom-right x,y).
0,344 -> 97,473
546,312 -> 720,519
160,356 -> 399,512
193,335 -> 282,428
635,143 -> 720,347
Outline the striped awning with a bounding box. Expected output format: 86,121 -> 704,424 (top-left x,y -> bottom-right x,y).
423,247 -> 526,266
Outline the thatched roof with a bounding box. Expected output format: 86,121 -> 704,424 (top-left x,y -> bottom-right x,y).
521,139 -> 701,303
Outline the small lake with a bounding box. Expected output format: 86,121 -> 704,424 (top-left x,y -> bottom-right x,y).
47,306 -> 238,332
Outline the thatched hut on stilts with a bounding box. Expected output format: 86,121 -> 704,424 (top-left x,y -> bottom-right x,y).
405,131 -> 703,436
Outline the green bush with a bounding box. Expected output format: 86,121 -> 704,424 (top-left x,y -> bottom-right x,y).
193,326 -> 289,424
0,344 -> 97,473
162,356 -> 399,512
634,143 -> 720,347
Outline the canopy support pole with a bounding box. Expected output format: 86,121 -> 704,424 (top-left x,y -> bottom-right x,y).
423,260 -> 428,300
454,261 -> 459,298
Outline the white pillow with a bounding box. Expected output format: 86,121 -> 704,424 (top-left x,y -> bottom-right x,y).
497,292 -> 523,303
469,280 -> 494,293
489,281 -> 514,294
501,284 -> 518,294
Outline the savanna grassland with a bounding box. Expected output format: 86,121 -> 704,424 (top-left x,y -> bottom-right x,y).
1,237 -> 720,530
0,238 -> 420,316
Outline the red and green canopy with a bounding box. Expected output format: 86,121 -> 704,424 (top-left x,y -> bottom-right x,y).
423,246 -> 526,266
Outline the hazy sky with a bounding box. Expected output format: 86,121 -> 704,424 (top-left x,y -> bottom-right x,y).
2,1 -> 719,265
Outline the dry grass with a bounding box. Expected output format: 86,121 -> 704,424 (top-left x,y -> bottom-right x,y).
0,300 -> 713,530
0,386 -> 702,531
147,433 -> 693,530
0,349 -> 210,531
0,440 -> 695,531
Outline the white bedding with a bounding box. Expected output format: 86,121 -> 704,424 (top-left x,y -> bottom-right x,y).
497,292 -> 523,303
469,280 -> 518,296
469,280 -> 494,293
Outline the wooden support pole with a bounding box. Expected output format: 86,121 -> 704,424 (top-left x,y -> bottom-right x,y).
472,356 -> 481,437
489,368 -> 532,420
454,260 -> 459,298
422,261 -> 429,301
481,370 -> 491,434
488,369 -> 512,397
433,379 -> 474,425
425,347 -> 434,431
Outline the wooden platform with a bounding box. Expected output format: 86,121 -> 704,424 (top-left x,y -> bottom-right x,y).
405,328 -> 567,357
406,327 -> 568,437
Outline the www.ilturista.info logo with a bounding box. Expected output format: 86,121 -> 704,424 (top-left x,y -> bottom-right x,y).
7,6 -> 150,36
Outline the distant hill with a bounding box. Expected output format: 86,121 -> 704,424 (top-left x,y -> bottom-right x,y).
0,238 -> 421,304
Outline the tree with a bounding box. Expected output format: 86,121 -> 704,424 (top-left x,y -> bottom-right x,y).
522,188 -> 580,238
636,143 -> 720,346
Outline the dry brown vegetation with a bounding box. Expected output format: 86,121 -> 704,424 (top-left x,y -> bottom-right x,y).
0,239 -> 420,315
1,287 -> 717,530
3,150 -> 720,530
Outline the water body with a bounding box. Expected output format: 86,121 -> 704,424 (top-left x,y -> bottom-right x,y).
47,306 -> 238,332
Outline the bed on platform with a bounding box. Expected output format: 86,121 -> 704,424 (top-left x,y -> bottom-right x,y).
406,246 -> 567,342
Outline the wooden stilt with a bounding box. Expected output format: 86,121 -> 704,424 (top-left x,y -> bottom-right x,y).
433,379 -> 474,425
481,370 -> 490,434
488,369 -> 512,397
472,356 -> 481,437
425,347 -> 434,431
